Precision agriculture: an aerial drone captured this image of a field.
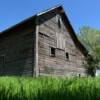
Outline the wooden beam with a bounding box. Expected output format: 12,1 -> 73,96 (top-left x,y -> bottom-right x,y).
34,17 -> 39,77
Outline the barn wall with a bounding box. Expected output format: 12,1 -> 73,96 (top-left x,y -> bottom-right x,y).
0,26 -> 35,76
38,14 -> 86,77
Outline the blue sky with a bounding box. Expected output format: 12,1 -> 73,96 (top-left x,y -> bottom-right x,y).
0,0 -> 100,33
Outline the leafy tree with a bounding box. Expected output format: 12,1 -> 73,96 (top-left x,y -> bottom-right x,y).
78,26 -> 100,76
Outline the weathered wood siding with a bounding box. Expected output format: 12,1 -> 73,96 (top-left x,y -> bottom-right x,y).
38,13 -> 86,76
0,11 -> 86,77
0,25 -> 35,76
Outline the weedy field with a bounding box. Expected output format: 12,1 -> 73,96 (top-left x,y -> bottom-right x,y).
0,76 -> 100,100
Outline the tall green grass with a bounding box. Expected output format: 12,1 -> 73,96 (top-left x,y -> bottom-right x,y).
0,76 -> 100,100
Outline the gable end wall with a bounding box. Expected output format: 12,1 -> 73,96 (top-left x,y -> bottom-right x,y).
38,13 -> 86,77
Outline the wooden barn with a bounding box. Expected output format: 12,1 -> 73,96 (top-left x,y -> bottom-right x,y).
0,6 -> 90,77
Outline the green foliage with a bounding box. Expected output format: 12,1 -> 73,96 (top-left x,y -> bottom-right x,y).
79,26 -> 100,70
0,76 -> 100,100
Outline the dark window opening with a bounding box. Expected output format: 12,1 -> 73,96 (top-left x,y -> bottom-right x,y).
0,55 -> 5,67
50,47 -> 56,57
58,19 -> 61,28
66,52 -> 69,60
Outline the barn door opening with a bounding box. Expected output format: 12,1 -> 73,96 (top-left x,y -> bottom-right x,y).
0,55 -> 5,75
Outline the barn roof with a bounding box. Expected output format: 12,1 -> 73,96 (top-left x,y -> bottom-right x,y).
0,5 -> 89,57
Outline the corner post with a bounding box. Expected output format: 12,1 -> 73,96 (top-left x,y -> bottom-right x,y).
34,16 -> 39,77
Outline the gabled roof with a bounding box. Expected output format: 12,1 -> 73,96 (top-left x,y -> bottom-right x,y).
0,5 -> 89,57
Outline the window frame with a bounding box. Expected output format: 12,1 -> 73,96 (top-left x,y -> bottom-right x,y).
65,52 -> 69,60
50,47 -> 56,57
